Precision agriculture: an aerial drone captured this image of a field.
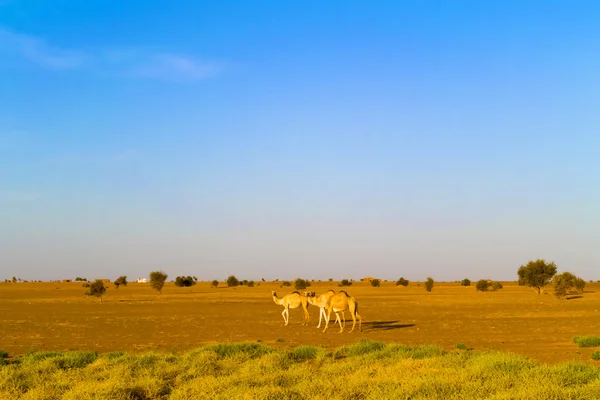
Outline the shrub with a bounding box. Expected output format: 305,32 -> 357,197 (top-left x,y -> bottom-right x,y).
282,281 -> 291,287
592,351 -> 600,361
517,259 -> 557,294
339,279 -> 353,287
461,279 -> 471,287
288,346 -> 318,361
425,277 -> 434,292
210,280 -> 219,288
554,272 -> 586,299
174,276 -> 197,287
396,277 -> 409,287
241,279 -> 248,286
85,280 -> 107,302
476,280 -> 489,292
293,278 -> 311,290
247,280 -> 255,287
573,336 -> 600,348
456,343 -> 469,351
114,276 -> 127,289
370,279 -> 381,287
149,271 -> 168,294
226,275 -> 239,287
491,281 -> 503,291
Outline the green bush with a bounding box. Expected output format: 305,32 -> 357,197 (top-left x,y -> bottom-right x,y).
456,343 -> 469,351
491,281 -> 503,291
460,279 -> 471,287
282,281 -> 291,287
396,277 -> 409,287
210,280 -> 219,288
554,272 -> 586,299
149,271 -> 168,294
339,279 -> 353,287
476,280 -> 489,292
247,280 -> 255,287
573,336 -> 600,348
370,279 -> 381,287
294,278 -> 311,290
174,276 -> 197,287
85,280 -> 107,302
226,275 -> 239,287
288,346 -> 318,361
114,276 -> 127,289
592,352 -> 600,361
425,277 -> 434,292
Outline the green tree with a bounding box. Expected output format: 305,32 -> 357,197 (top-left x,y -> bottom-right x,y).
476,279 -> 489,292
114,276 -> 127,289
425,277 -> 434,292
86,280 -> 107,302
210,280 -> 219,288
226,275 -> 239,287
339,279 -> 353,287
517,259 -> 557,294
370,279 -> 381,287
491,281 -> 503,291
174,276 -> 197,287
553,272 -> 586,299
396,277 -> 409,287
149,271 -> 168,294
294,278 -> 311,290
460,279 -> 471,287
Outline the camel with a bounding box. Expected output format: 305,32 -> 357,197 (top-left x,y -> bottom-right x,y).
322,290 -> 362,333
271,291 -> 310,326
304,290 -> 341,328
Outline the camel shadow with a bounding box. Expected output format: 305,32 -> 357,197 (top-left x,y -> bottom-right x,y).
362,320 -> 415,331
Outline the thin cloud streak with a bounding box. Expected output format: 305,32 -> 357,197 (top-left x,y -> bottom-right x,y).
0,27 -> 221,80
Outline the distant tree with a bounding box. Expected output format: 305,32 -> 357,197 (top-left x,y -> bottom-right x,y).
425,277 -> 434,292
553,272 -> 586,299
370,279 -> 381,287
328,278 -> 333,282
517,259 -> 557,294
247,280 -> 255,287
396,277 -> 409,287
490,281 -> 503,291
210,280 -> 219,288
226,275 -> 239,287
261,278 -> 266,282
114,276 -> 128,289
460,279 -> 471,287
339,279 -> 353,287
282,281 -> 292,287
476,279 -> 489,292
149,271 -> 168,294
174,276 -> 197,287
192,276 -> 198,282
241,279 -> 249,286
12,277 -> 16,283
294,278 -> 311,290
86,280 -> 107,302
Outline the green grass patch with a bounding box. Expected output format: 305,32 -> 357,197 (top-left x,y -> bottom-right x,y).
2,342 -> 600,399
592,352 -> 600,361
573,336 -> 600,348
456,343 -> 469,351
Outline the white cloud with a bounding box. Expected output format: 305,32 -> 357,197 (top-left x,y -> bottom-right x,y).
0,28 -> 87,69
0,27 -> 221,81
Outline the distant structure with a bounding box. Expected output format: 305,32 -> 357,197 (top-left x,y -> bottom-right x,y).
61,279 -> 72,283
137,278 -> 147,283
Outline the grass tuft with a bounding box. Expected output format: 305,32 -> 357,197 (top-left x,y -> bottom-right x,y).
592,352 -> 600,361
456,343 -> 469,351
573,336 -> 600,348
287,346 -> 319,361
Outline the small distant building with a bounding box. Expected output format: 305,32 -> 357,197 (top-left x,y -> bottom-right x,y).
137,278 -> 147,283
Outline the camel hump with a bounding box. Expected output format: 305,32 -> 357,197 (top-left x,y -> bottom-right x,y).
339,290 -> 349,296
292,291 -> 300,295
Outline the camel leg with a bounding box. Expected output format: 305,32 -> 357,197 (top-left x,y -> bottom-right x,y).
323,309 -> 332,332
317,307 -> 324,328
349,312 -> 357,333
282,307 -> 289,325
303,303 -> 309,326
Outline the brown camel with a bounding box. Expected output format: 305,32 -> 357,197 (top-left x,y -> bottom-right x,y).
304,290 -> 341,328
322,290 -> 362,333
271,291 -> 310,326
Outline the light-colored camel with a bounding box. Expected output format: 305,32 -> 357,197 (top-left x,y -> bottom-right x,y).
271,291 -> 309,326
322,290 -> 362,333
304,290 -> 341,328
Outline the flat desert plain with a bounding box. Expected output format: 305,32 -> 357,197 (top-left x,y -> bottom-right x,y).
1,281 -> 599,364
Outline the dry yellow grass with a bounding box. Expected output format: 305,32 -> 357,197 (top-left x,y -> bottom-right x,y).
1,280 -> 599,363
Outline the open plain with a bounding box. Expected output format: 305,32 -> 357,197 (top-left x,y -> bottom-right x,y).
1,280 -> 600,364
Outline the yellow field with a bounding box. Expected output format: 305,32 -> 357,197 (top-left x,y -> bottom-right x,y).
1,280 -> 599,364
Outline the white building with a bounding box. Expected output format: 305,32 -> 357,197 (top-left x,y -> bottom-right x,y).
137,278 -> 147,283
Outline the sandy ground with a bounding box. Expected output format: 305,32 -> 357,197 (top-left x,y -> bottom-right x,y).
1,280 -> 599,364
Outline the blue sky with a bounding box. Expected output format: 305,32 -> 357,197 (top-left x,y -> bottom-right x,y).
1,1 -> 599,282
